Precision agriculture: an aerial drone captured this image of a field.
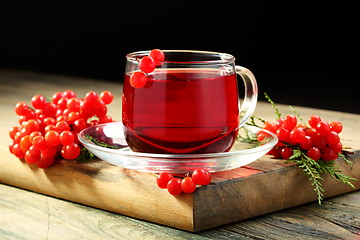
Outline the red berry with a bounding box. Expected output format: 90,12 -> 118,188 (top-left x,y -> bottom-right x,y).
275,118 -> 285,128
276,127 -> 290,142
28,145 -> 40,158
299,136 -> 313,150
66,98 -> 81,112
20,135 -> 32,153
130,72 -> 148,88
157,172 -> 174,189
325,131 -> 340,146
167,178 -> 182,195
85,91 -> 99,104
149,49 -> 165,65
322,148 -> 338,161
43,102 -> 57,117
305,127 -> 318,138
93,100 -> 107,118
283,114 -> 297,130
12,143 -> 25,159
181,177 -> 196,193
281,146 -> 294,160
263,121 -> 277,133
31,95 -> 46,109
330,142 -> 343,153
139,56 -> 156,73
52,92 -> 64,104
312,134 -> 326,150
99,115 -> 113,124
289,127 -> 306,143
330,121 -> 343,134
15,102 -> 29,116
269,147 -> 282,159
45,130 -> 60,146
25,151 -> 39,164
55,120 -> 70,132
32,135 -> 46,150
73,119 -> 89,131
37,156 -> 55,168
308,115 -> 321,128
307,147 -> 321,161
24,119 -> 40,133
9,126 -> 21,140
61,142 -> 81,160
316,121 -> 331,136
63,90 -> 76,99
59,130 -> 75,146
41,146 -> 57,159
192,168 -> 211,185
99,91 -> 114,105
257,131 -> 271,142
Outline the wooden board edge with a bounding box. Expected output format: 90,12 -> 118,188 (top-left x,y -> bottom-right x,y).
192,151 -> 360,232
0,156 -> 196,232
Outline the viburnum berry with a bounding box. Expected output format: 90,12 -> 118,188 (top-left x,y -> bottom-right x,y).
149,49 -> 165,65
263,121 -> 277,133
307,147 -> 321,161
9,89 -> 115,168
167,178 -> 183,195
31,95 -> 46,109
15,102 -> 29,116
289,127 -> 306,143
325,131 -> 340,146
85,91 -> 98,104
99,91 -> 114,105
283,114 -> 297,130
308,115 -> 321,128
130,72 -> 148,88
139,56 -> 156,73
192,168 -> 212,185
276,127 -> 290,142
281,146 -> 293,160
157,168 -> 211,195
264,113 -> 345,162
322,147 -> 338,161
299,136 -> 313,150
157,172 -> 174,189
129,49 -> 165,88
316,121 -> 331,136
330,121 -> 343,134
59,130 -> 75,146
61,142 -> 81,160
181,177 -> 196,193
63,90 -> 76,99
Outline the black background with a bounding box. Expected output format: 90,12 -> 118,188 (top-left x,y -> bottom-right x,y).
0,1 -> 358,113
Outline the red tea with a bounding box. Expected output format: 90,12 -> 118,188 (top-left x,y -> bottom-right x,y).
122,69 -> 239,154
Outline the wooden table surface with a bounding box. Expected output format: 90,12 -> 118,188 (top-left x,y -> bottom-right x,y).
0,69 -> 359,240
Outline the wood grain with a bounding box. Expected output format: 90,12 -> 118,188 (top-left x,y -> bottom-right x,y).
1,69 -> 360,238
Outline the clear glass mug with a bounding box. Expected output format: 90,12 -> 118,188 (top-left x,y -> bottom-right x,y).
122,50 -> 257,154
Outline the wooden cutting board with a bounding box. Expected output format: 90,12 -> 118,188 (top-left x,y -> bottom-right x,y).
0,148 -> 359,232
0,70 -> 359,232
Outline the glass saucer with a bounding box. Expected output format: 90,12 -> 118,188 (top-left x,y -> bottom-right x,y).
78,122 -> 278,173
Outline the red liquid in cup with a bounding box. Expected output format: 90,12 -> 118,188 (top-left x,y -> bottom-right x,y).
122,69 -> 239,154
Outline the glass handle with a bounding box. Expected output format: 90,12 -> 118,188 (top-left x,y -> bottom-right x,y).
235,65 -> 258,127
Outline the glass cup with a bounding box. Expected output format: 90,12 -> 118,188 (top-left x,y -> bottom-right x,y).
122,50 -> 257,154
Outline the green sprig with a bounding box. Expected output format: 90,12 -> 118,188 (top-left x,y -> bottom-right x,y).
264,92 -> 281,119
240,93 -> 358,204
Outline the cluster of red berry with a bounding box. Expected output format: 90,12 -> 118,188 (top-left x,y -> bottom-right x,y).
9,90 -> 114,168
130,49 -> 165,88
263,114 -> 343,161
157,168 -> 211,195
